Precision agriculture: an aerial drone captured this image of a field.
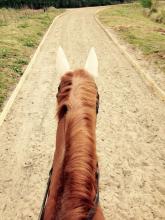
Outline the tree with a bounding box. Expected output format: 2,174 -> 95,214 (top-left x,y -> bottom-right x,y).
0,0 -> 125,8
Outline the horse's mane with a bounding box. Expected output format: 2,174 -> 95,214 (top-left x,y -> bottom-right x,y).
56,69 -> 98,220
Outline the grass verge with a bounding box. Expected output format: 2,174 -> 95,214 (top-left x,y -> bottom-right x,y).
0,7 -> 64,111
98,3 -> 165,74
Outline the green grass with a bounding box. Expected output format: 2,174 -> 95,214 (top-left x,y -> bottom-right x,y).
21,37 -> 37,47
0,7 -> 64,110
99,3 -> 165,73
17,22 -> 29,28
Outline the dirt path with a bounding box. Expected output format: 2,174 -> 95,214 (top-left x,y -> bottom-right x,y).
0,7 -> 165,220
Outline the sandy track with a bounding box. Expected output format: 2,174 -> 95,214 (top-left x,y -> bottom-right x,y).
0,7 -> 165,220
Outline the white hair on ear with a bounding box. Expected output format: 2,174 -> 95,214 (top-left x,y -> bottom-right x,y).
56,46 -> 70,76
85,47 -> 98,78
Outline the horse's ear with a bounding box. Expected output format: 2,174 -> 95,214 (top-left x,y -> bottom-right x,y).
56,46 -> 70,76
85,47 -> 98,78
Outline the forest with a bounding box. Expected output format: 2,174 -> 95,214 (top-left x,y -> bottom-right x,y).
0,0 -> 125,8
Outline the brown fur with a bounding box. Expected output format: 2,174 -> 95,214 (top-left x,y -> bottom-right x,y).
43,69 -> 104,220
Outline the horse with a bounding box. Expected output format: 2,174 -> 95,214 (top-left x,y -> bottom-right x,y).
39,47 -> 105,220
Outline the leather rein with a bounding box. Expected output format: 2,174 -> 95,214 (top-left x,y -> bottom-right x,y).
38,91 -> 100,220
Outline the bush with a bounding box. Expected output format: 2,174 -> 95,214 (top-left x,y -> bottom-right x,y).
150,0 -> 158,12
150,9 -> 165,24
161,9 -> 165,24
140,0 -> 152,8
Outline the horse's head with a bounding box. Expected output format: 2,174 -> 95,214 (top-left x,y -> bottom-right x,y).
56,47 -> 99,120
53,47 -> 102,220
40,47 -> 104,220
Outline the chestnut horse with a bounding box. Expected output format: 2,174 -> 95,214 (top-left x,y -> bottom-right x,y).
39,47 -> 104,220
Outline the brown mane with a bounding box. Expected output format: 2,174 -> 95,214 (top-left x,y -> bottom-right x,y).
43,69 -> 99,220
56,69 -> 98,219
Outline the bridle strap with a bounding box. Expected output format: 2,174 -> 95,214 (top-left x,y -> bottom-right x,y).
96,92 -> 99,115
38,168 -> 53,220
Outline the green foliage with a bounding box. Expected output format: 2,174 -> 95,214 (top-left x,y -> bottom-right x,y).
140,0 -> 152,8
11,64 -> 23,75
0,48 -> 10,58
143,0 -> 165,24
16,58 -> 28,65
17,22 -> 29,28
0,0 -> 124,8
0,19 -> 7,26
22,37 -> 36,47
150,10 -> 165,24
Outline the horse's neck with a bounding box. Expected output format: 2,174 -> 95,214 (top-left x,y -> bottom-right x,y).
43,110 -> 97,219
57,111 -> 97,219
43,117 -> 66,219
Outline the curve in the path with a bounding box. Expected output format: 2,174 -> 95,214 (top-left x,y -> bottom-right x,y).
0,7 -> 165,220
